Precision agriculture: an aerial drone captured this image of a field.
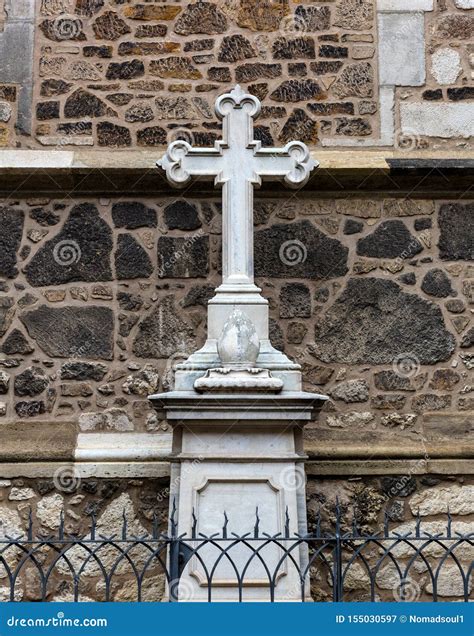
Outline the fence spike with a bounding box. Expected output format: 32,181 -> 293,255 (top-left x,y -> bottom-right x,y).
446,506 -> 452,539
415,509 -> 421,538
27,507 -> 33,542
192,508 -> 197,539
59,510 -> 64,540
122,509 -> 128,540
335,497 -> 341,537
170,497 -> 177,537
223,511 -> 228,539
383,509 -> 389,538
285,506 -> 290,538
254,506 -> 260,538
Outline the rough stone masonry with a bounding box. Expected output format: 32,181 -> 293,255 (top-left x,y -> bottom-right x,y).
0,0 -> 473,603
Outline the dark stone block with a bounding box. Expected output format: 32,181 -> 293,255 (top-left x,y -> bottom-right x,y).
371,394 -> 406,410
93,10 -> 131,40
14,366 -> 49,397
461,327 -> 474,348
21,305 -> 114,360
235,63 -> 281,83
75,0 -> 104,17
272,37 -> 315,60
414,218 -> 432,231
278,108 -> 318,144
287,322 -> 307,344
288,63 -> 307,77
314,286 -> 329,303
310,61 -> 343,74
319,45 -> 348,58
382,476 -> 416,498
255,220 -> 348,280
36,101 -> 60,120
40,80 -> 73,97
270,79 -> 326,102
0,297 -> 14,337
269,318 -> 285,352
182,285 -> 215,308
133,296 -> 195,358
57,122 -> 93,136
83,45 -> 113,58
59,361 -> 107,381
64,89 -> 115,118
421,268 -> 455,298
0,206 -> 24,278
97,122 -> 132,147
184,39 -> 214,52
115,235 -> 153,280
447,87 -> 474,101
343,219 -> 363,235
218,34 -> 256,62
112,202 -> 157,229
438,203 -> 474,260
308,102 -> 354,116
106,59 -> 145,80
25,203 -> 112,286
398,272 -> 416,285
357,220 -> 422,259
40,18 -> 86,41
158,236 -> 209,278
1,329 -> 34,355
107,93 -> 134,106
313,278 -> 455,364
422,89 -> 442,101
135,24 -> 168,38
294,5 -> 331,31
164,201 -> 201,231
280,283 -> 311,318
117,292 -> 144,312
335,116 -> 372,136
15,401 -> 46,418
445,299 -> 465,314
137,126 -> 167,146
254,125 -> 273,146
174,2 -> 228,35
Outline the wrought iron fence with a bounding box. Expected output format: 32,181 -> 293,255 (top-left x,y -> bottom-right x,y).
1,501 -> 472,602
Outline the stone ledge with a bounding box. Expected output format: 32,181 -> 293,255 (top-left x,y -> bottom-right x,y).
0,459 -> 472,479
0,150 -> 472,196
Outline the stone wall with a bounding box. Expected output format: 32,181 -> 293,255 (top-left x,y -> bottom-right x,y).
0,475 -> 472,601
0,196 -> 472,453
0,0 -> 473,149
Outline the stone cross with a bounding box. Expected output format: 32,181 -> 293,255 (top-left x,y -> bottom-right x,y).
158,85 -> 317,294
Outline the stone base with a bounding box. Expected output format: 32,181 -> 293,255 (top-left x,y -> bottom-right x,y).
194,367 -> 283,393
150,390 -> 327,602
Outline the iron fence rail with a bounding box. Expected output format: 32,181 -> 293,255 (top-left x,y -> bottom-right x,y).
1,503 -> 472,602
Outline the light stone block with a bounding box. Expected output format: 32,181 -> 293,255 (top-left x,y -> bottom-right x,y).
400,102 -> 474,139
377,0 -> 434,10
378,13 -> 426,86
454,0 -> 474,8
430,48 -> 462,85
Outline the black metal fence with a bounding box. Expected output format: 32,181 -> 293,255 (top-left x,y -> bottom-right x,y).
1,501 -> 472,602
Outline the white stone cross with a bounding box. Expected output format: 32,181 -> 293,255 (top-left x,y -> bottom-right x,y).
158,85 -> 317,294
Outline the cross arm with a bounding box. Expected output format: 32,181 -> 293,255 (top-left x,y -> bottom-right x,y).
253,141 -> 318,189
157,140 -> 224,188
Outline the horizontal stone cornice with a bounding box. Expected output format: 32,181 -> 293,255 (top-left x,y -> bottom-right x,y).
0,150 -> 472,196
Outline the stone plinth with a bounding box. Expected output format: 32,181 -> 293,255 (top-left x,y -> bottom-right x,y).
150,391 -> 327,601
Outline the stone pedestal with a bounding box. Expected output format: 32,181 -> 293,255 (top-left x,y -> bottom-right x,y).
150,391 -> 326,602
